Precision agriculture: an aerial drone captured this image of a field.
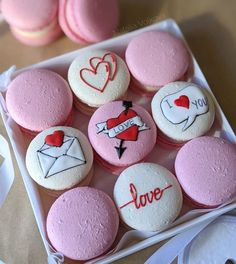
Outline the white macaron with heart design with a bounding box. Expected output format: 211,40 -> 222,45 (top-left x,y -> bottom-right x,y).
68,49 -> 130,115
26,126 -> 94,195
151,82 -> 215,146
113,163 -> 183,232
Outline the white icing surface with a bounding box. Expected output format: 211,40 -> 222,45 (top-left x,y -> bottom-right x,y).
68,50 -> 130,107
26,127 -> 93,190
183,216 -> 236,264
113,163 -> 183,232
151,82 -> 215,141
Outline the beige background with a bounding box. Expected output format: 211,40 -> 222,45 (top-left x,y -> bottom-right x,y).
0,0 -> 236,263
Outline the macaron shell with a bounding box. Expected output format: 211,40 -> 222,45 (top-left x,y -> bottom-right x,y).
6,69 -> 73,132
68,50 -> 130,107
1,0 -> 58,30
175,137 -> 236,207
125,31 -> 190,87
59,0 -> 119,43
88,101 -> 157,167
47,187 -> 119,260
113,163 -> 183,232
151,82 -> 215,142
26,127 -> 93,191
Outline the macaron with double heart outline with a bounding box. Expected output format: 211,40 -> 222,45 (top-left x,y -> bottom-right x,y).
68,49 -> 130,115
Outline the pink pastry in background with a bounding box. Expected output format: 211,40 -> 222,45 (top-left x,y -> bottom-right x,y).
1,0 -> 62,46
88,100 -> 157,174
125,30 -> 190,96
59,0 -> 119,44
175,136 -> 236,208
47,187 -> 119,261
6,69 -> 73,135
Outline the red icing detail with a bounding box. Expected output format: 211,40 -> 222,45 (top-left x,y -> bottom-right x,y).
119,183 -> 173,209
106,109 -> 139,141
174,95 -> 190,109
90,53 -> 117,81
45,130 -> 64,147
80,61 -> 110,93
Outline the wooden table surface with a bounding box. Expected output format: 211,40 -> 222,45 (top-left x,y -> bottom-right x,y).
0,0 -> 235,263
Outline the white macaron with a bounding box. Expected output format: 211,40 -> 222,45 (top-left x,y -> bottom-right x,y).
113,163 -> 183,232
151,82 -> 215,146
26,126 -> 94,194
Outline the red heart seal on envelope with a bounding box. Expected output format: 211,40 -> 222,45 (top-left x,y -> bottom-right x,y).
80,61 -> 110,92
174,95 -> 190,109
107,109 -> 139,141
45,130 -> 64,147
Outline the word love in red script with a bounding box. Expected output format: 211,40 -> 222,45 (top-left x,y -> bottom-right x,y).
119,183 -> 173,210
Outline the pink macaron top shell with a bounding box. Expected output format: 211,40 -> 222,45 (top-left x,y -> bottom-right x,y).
88,101 -> 157,167
6,69 -> 73,133
175,136 -> 236,207
1,0 -> 58,30
46,187 -> 119,260
59,0 -> 119,43
125,31 -> 190,87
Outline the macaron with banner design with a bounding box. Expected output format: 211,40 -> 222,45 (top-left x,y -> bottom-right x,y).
125,30 -> 190,95
59,0 -> 119,44
113,163 -> 183,232
151,82 -> 215,147
88,100 -> 157,174
26,126 -> 94,196
1,0 -> 62,46
6,69 -> 73,135
68,50 -> 130,115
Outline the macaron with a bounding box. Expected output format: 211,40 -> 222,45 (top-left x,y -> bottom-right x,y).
175,136 -> 236,208
46,187 -> 119,261
26,126 -> 94,196
113,163 -> 183,232
68,50 -> 130,115
151,82 -> 215,147
1,0 -> 62,46
88,101 -> 157,174
125,31 -> 190,95
6,69 -> 73,135
59,0 -> 119,44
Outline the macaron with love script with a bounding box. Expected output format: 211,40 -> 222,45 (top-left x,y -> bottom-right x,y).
88,100 -> 157,174
113,163 -> 183,232
68,49 -> 130,115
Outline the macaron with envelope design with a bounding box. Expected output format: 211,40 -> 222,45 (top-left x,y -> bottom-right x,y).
68,49 -> 130,115
151,82 -> 215,146
26,126 -> 93,195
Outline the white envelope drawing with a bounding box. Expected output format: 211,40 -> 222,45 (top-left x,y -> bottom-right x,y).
37,135 -> 86,178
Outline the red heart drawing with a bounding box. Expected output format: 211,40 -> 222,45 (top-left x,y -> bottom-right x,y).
45,130 -> 64,147
80,61 -> 110,92
107,109 -> 139,141
90,53 -> 117,81
174,95 -> 190,109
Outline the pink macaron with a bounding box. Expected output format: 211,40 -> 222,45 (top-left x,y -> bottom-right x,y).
88,101 -> 157,174
1,0 -> 62,46
46,187 -> 119,261
175,136 -> 236,208
6,69 -> 73,135
125,30 -> 190,95
59,0 -> 119,44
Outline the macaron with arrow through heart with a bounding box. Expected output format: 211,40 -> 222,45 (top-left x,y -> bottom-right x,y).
151,81 -> 215,147
68,49 -> 130,115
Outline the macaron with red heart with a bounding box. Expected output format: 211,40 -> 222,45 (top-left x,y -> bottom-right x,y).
26,126 -> 94,196
6,69 -> 73,135
88,100 -> 157,174
151,82 -> 215,147
68,49 -> 130,115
